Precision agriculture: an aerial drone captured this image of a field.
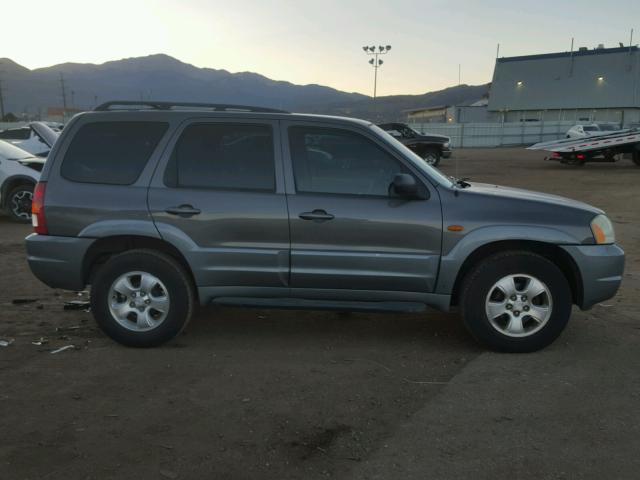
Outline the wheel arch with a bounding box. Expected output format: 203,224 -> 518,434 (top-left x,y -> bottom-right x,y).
82,235 -> 198,301
0,175 -> 36,208
449,240 -> 583,307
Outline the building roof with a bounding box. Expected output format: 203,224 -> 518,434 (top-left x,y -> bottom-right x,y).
497,46 -> 638,63
488,46 -> 640,111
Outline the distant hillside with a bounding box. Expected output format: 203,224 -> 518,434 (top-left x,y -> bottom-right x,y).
0,54 -> 489,121
299,84 -> 491,121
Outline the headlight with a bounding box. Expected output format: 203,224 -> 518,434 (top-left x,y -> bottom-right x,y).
590,214 -> 615,244
443,142 -> 450,148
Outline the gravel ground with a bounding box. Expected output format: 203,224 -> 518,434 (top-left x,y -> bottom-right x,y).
0,148 -> 638,479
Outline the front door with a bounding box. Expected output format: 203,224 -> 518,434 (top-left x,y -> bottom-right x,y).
148,119 -> 290,290
282,122 -> 442,295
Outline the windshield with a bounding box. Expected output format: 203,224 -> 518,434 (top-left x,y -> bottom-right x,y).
0,140 -> 33,160
398,125 -> 419,138
371,125 -> 454,187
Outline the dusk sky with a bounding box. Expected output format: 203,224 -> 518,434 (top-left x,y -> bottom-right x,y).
4,0 -> 639,96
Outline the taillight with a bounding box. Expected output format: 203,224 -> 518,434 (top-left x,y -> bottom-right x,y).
32,182 -> 48,235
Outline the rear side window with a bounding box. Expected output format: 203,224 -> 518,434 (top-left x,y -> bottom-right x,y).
164,123 -> 275,191
61,122 -> 168,185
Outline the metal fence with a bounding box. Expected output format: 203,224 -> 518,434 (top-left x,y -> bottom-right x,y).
409,121 -> 579,148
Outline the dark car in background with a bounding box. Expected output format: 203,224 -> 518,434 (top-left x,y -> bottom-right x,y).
378,122 -> 451,166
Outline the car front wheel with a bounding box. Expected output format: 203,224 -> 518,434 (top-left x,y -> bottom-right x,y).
422,148 -> 441,167
460,251 -> 572,352
7,184 -> 34,223
90,249 -> 195,347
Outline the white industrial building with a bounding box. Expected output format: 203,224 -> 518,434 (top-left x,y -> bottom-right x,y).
488,45 -> 640,126
410,45 -> 640,147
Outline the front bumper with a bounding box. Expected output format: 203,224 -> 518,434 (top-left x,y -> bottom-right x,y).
26,233 -> 94,291
560,243 -> 625,310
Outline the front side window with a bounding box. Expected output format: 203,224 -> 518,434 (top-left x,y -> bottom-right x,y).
61,122 -> 168,185
165,123 -> 275,191
289,126 -> 407,196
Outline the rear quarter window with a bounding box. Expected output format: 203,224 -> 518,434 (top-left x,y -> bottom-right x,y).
61,121 -> 168,185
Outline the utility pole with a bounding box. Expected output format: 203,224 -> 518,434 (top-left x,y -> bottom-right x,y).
59,72 -> 68,111
0,76 -> 5,121
362,45 -> 392,101
0,61 -> 6,121
458,64 -> 461,86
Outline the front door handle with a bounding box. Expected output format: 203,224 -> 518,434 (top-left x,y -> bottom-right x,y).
165,205 -> 201,217
299,209 -> 335,222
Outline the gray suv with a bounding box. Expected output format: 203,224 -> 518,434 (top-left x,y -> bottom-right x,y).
26,101 -> 625,352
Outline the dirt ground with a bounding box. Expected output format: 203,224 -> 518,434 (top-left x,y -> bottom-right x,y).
1,148 -> 638,480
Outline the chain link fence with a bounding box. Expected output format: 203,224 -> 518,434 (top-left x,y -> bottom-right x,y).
409,121 -> 579,148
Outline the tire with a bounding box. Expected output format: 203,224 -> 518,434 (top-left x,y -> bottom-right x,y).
6,184 -> 34,223
460,251 -> 572,353
633,150 -> 640,166
90,249 -> 195,347
565,157 -> 586,167
422,148 -> 441,167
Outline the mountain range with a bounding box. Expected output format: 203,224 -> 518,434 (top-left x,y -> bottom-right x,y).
0,54 -> 489,121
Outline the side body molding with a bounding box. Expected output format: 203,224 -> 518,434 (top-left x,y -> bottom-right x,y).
78,220 -> 162,239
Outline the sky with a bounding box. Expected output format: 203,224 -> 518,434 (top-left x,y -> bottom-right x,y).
2,0 -> 639,96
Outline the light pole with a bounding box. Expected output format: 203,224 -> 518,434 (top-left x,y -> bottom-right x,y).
362,45 -> 391,100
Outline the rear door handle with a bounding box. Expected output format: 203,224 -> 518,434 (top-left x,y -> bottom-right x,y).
299,209 -> 335,221
165,205 -> 201,217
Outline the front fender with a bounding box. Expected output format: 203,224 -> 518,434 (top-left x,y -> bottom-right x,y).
435,225 -> 582,295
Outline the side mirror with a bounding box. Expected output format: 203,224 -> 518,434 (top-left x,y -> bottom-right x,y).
392,173 -> 422,198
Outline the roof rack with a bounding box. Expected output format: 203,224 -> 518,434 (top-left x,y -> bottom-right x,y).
94,100 -> 289,114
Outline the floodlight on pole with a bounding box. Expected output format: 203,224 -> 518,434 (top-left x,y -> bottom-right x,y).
362,43 -> 392,103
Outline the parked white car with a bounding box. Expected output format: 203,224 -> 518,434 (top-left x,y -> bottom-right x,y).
565,123 -> 620,139
0,140 -> 45,222
0,122 -> 59,156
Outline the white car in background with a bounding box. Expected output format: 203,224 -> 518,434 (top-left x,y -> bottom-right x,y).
0,140 -> 45,222
565,123 -> 621,139
0,122 -> 59,156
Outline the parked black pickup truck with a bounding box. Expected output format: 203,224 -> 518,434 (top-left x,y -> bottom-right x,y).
378,122 -> 451,166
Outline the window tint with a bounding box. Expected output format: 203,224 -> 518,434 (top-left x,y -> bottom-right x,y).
61,122 -> 167,185
289,126 -> 406,196
165,123 -> 275,191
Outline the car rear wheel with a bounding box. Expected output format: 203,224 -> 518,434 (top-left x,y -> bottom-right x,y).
7,184 -> 34,223
90,249 -> 194,347
460,251 -> 572,352
422,148 -> 441,167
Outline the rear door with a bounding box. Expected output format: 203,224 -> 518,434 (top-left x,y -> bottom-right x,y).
148,118 -> 290,290
281,121 -> 442,296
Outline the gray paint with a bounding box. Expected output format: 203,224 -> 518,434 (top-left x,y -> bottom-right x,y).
26,108 -> 625,314
560,244 -> 625,309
